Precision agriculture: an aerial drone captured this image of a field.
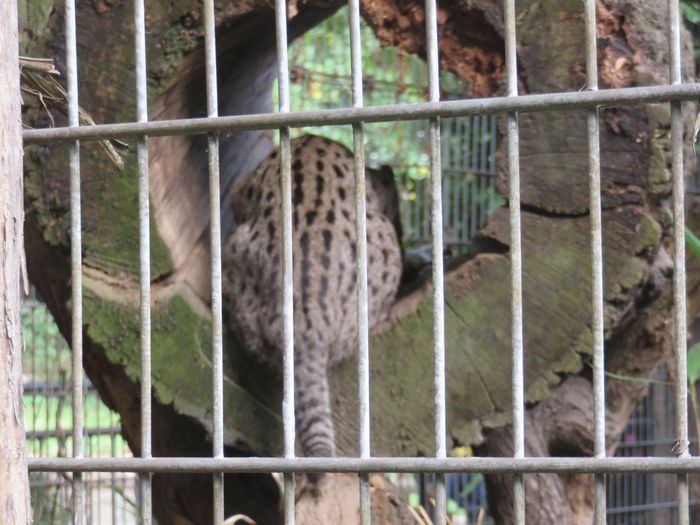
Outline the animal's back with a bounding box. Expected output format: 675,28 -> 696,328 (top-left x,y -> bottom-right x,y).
223,135 -> 402,457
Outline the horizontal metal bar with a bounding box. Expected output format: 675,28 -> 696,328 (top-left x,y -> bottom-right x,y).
22,83 -> 700,145
607,500 -> 700,515
27,456 -> 700,475
26,426 -> 122,440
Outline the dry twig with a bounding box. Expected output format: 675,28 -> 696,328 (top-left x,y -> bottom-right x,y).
19,55 -> 127,170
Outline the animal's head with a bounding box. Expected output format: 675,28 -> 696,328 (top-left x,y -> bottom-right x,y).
368,164 -> 403,247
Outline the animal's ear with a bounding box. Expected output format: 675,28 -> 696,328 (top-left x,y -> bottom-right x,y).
369,165 -> 403,247
231,172 -> 252,224
377,164 -> 395,184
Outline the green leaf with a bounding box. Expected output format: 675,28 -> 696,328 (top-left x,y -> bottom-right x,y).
459,473 -> 484,498
447,499 -> 461,515
686,226 -> 700,259
682,2 -> 700,24
688,343 -> 700,384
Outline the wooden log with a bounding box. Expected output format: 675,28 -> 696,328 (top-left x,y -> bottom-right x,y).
1,1 -> 31,522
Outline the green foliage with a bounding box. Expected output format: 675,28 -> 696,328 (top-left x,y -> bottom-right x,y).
281,8 -> 477,181
688,343 -> 700,385
686,226 -> 700,451
280,8 -> 504,251
682,0 -> 700,24
688,343 -> 700,453
682,1 -> 700,63
22,301 -> 138,523
686,225 -> 700,258
21,301 -> 128,454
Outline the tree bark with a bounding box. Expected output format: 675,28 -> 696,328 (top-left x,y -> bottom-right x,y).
1,1 -> 32,523
18,0 -> 697,523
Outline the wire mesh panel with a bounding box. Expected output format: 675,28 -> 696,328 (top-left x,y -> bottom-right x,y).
607,365 -> 700,525
286,8 -> 502,253
411,364 -> 700,523
22,298 -> 140,525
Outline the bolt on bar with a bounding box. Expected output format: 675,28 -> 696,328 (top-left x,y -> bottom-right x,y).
583,1 -> 606,523
346,0 -> 371,522
424,0 -> 447,522
668,1 -> 691,523
64,0 -> 84,522
201,0 -> 225,521
22,84 -> 700,145
274,0 -> 296,522
133,0 -> 153,520
503,0 -> 525,523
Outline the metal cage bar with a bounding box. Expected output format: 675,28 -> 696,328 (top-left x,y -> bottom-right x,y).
584,0 -> 606,523
201,0 -> 225,520
22,84 -> 700,144
668,1 -> 691,523
503,0 -> 525,522
133,0 -> 153,521
273,0 -> 296,522
346,0 -> 371,521
424,0 -> 447,522
27,455 -> 700,474
25,2 -> 700,523
64,0 -> 84,522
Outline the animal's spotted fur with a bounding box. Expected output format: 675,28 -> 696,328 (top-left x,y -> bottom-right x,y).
223,135 -> 402,458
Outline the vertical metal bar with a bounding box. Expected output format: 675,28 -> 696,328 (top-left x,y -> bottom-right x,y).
442,121 -> 453,246
133,0 -> 152,521
462,118 -> 472,239
668,2 -> 690,524
488,116 -> 497,211
503,0 -> 525,523
424,0 -> 446,523
64,0 -> 84,522
95,395 -> 102,522
470,118 -> 479,238
480,115 -> 488,174
43,307 -> 50,459
31,305 -> 37,452
202,0 -> 224,521
402,172 -> 410,244
110,420 -> 117,525
479,115 -> 488,226
413,176 -> 420,242
584,1 -> 606,523
274,0 -> 295,523
347,0 -> 371,521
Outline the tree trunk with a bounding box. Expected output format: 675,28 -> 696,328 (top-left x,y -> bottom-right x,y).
19,0 -> 696,523
1,1 -> 32,523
